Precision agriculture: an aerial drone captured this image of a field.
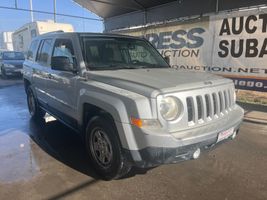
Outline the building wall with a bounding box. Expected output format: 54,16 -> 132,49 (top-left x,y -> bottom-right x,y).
0,32 -> 14,51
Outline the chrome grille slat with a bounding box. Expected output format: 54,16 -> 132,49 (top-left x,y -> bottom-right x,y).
208,94 -> 214,119
217,92 -> 221,114
219,91 -> 225,113
212,93 -> 218,116
228,89 -> 232,108
223,90 -> 228,110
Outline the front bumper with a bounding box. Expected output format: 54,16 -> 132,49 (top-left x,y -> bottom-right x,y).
118,105 -> 244,168
124,123 -> 241,168
4,68 -> 22,76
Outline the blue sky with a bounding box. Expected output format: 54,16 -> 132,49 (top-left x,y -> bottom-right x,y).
0,0 -> 103,33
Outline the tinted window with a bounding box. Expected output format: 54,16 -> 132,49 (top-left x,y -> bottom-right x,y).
3,52 -> 25,60
37,39 -> 53,66
27,40 -> 39,61
52,39 -> 74,63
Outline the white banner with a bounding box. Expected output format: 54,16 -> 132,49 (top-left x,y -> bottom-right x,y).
118,9 -> 267,92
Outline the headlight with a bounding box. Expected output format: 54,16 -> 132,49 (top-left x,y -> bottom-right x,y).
159,96 -> 181,121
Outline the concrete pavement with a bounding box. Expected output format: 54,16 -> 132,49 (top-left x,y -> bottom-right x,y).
0,80 -> 267,200
0,77 -> 23,89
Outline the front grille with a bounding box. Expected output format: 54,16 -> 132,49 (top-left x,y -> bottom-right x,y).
15,64 -> 23,68
186,88 -> 234,125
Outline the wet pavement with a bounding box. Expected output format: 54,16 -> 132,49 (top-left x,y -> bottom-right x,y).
0,79 -> 267,200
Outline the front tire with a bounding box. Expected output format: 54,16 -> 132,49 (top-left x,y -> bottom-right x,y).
26,86 -> 45,120
1,68 -> 7,79
86,115 -> 131,180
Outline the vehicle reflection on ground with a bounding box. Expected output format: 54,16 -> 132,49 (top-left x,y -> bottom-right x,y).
0,129 -> 39,183
28,117 -> 99,179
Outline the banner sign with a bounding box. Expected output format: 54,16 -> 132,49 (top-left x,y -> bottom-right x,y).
119,9 -> 267,92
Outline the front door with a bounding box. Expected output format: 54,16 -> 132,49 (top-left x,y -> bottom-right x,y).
46,38 -> 79,125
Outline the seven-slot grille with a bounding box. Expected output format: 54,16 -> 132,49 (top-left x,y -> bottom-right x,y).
15,64 -> 23,68
186,89 -> 234,125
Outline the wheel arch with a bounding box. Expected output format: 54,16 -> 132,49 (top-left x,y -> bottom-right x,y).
83,103 -> 115,130
78,92 -> 131,149
24,78 -> 31,93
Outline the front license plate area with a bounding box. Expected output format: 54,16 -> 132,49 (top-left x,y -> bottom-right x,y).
217,127 -> 234,143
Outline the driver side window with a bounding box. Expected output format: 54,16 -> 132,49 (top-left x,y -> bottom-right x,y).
52,39 -> 75,64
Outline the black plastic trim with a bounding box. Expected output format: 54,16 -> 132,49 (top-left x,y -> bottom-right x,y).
124,126 -> 241,168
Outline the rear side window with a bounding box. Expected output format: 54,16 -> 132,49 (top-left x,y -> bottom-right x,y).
27,40 -> 39,61
36,39 -> 53,66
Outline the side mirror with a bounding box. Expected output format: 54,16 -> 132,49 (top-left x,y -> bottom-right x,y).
164,56 -> 170,64
51,56 -> 74,72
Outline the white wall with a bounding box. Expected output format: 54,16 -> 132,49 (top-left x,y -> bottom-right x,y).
114,8 -> 267,92
0,32 -> 14,51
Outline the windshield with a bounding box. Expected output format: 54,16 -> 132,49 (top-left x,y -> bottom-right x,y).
3,52 -> 25,60
81,37 -> 169,70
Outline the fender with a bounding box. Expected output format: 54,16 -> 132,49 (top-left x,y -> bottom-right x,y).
76,82 -> 154,150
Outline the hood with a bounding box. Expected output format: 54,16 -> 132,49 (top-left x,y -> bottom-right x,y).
86,68 -> 232,98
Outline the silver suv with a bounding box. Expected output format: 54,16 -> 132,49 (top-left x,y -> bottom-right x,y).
23,32 -> 244,180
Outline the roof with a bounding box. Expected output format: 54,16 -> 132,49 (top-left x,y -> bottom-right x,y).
74,0 -> 176,18
74,0 -> 267,31
74,0 -> 267,20
32,31 -> 143,40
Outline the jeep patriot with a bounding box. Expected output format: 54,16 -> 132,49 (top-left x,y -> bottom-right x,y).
23,32 -> 244,180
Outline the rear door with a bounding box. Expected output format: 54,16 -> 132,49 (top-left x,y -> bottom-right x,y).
32,39 -> 53,105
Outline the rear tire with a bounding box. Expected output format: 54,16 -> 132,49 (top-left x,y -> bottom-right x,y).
85,115 -> 131,180
26,86 -> 45,120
